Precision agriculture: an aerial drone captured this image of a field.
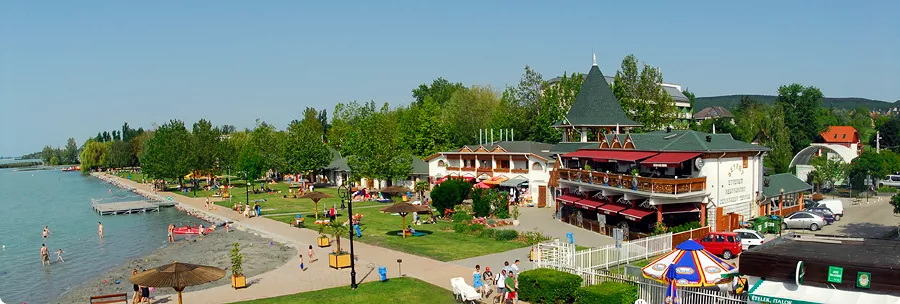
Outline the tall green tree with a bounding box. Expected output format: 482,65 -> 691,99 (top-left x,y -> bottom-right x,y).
874,115 -> 900,151
41,145 -> 55,164
491,66 -> 543,142
849,151 -> 900,190
284,108 -> 332,177
412,77 -> 465,106
530,72 -> 583,144
809,155 -> 849,190
775,83 -> 824,154
342,101 -> 412,182
682,89 -> 696,111
399,96 -> 448,158
247,120 -> 286,177
63,138 -> 79,164
443,85 -> 500,146
80,140 -> 110,173
107,140 -> 133,169
612,54 -> 678,131
140,120 -> 193,183
191,119 -> 222,174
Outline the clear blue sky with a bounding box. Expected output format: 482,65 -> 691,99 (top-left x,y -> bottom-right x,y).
2,1 -> 898,157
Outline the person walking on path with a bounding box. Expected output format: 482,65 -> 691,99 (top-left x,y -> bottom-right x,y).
299,252 -> 305,271
98,222 -> 104,239
482,266 -> 494,297
308,245 -> 315,263
494,269 -> 507,304
505,272 -> 518,304
40,244 -> 50,266
473,265 -> 484,298
511,259 -> 520,276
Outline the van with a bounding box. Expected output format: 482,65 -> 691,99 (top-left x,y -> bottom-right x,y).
816,199 -> 844,221
879,175 -> 900,188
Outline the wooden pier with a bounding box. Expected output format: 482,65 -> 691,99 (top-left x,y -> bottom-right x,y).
92,199 -> 176,215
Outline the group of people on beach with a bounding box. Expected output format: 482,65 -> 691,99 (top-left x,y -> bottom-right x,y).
472,260 -> 521,304
39,226 -> 67,266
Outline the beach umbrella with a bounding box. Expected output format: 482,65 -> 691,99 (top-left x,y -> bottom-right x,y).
664,263 -> 679,304
642,239 -> 737,287
298,191 -> 333,221
379,185 -> 411,194
130,262 -> 225,304
812,193 -> 825,201
380,202 -> 429,239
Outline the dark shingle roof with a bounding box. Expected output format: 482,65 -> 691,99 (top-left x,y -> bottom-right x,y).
693,106 -> 734,119
550,130 -> 769,154
762,173 -> 812,198
326,147 -> 350,171
557,65 -> 641,127
411,158 -> 428,175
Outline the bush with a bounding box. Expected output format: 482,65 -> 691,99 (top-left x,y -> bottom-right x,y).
878,186 -> 898,193
431,179 -> 471,215
478,228 -> 496,239
453,222 -> 470,234
452,211 -> 473,223
669,221 -> 702,233
469,223 -> 486,233
574,282 -> 638,304
519,268 -> 582,304
493,193 -> 510,219
472,188 -> 493,218
494,229 -> 519,241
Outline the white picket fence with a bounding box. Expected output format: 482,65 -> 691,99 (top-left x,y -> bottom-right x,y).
573,233 -> 673,269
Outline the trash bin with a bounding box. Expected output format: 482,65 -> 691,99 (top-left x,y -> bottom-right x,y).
379,266 -> 387,282
566,232 -> 574,244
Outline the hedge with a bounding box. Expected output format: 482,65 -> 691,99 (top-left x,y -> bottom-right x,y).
574,282 -> 638,304
518,268 -> 582,303
494,229 -> 519,241
478,228 -> 496,239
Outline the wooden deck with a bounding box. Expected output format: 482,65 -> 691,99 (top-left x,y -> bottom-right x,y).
92,199 -> 176,215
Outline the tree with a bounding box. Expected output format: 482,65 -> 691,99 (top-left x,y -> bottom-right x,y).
107,140 -> 133,169
247,120 -> 286,178
284,108 -> 332,178
400,96 -> 449,158
49,155 -> 60,166
692,117 -> 735,135
736,102 -> 792,172
41,145 -> 55,164
63,138 -> 79,164
318,109 -> 329,144
80,140 -> 110,173
490,66 -> 544,142
341,101 -> 412,182
139,120 -> 193,183
682,89 -> 696,110
471,188 -> 492,218
875,115 -> 900,151
809,155 -> 849,190
430,179 -> 470,216
191,119 -> 222,175
530,72 -> 583,143
443,85 -> 500,146
412,77 -> 465,106
612,54 -> 678,130
775,83 -> 824,154
849,151 -> 900,190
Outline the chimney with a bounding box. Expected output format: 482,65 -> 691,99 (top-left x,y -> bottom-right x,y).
490,129 -> 494,144
706,135 -> 712,142
511,129 -> 515,141
479,129 -> 483,145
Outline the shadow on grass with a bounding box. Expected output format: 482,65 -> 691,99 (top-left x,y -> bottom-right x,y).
384,230 -> 435,237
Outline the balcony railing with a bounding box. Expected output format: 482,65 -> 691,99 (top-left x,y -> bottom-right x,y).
493,168 -> 510,173
461,167 -> 476,172
510,168 -> 529,174
476,167 -> 494,174
556,168 -> 706,195
446,166 -> 460,171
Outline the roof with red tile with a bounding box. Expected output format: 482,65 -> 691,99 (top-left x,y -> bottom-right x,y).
820,126 -> 859,144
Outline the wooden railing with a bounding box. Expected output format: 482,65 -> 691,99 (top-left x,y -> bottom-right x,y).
670,226 -> 711,249
446,166 -> 460,171
476,167 -> 493,174
493,168 -> 510,173
461,167 -> 476,172
510,168 -> 529,174
557,168 -> 706,195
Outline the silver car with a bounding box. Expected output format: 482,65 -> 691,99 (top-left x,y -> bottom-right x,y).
782,211 -> 827,231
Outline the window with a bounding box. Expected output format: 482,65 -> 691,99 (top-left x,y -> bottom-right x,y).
793,213 -> 812,219
714,235 -> 725,242
701,235 -> 712,242
727,236 -> 735,243
891,175 -> 900,182
532,162 -> 544,171
843,134 -> 847,139
833,134 -> 837,139
438,160 -> 446,167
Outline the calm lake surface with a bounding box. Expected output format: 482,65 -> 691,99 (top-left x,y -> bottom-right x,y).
0,169 -> 200,304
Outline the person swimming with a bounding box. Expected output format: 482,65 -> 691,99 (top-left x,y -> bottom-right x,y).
55,249 -> 65,263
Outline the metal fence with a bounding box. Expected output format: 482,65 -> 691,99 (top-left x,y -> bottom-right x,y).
572,233 -> 673,269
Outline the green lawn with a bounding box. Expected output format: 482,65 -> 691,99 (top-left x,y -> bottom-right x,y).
114,172 -> 528,261
229,277 -> 456,304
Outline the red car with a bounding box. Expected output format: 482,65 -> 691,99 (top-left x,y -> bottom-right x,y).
697,232 -> 742,259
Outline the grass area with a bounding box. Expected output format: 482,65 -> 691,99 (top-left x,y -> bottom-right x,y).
230,277 -> 456,304
113,171 -> 528,261
609,256 -> 660,275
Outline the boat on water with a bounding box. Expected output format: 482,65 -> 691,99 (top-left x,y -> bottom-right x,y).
61,166 -> 80,172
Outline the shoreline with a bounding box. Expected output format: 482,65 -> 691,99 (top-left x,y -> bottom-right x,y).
53,173 -> 297,303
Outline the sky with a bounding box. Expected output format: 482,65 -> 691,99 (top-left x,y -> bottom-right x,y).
1,1 -> 898,157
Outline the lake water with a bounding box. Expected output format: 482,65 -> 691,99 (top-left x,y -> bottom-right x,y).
0,169 -> 200,304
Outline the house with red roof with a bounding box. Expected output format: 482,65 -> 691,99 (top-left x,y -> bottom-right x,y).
818,126 -> 862,155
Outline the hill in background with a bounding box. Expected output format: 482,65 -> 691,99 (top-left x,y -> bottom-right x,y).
695,95 -> 898,111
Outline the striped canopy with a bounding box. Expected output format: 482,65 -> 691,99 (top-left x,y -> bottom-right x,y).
642,240 -> 737,287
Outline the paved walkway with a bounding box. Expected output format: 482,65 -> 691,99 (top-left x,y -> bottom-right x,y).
506,206 -> 615,248
98,173 -> 471,304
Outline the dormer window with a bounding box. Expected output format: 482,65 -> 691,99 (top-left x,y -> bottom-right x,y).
843,134 -> 846,139
833,134 -> 837,139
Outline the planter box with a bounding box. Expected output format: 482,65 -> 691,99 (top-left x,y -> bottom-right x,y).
231,275 -> 247,289
317,236 -> 331,247
329,253 -> 352,269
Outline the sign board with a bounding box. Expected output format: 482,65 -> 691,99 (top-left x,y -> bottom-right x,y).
613,228 -> 624,249
827,266 -> 843,283
749,294 -> 822,304
718,162 -> 754,206
857,272 -> 871,289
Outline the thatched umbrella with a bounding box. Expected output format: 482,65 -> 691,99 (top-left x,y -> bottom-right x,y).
298,191 -> 334,221
812,193 -> 825,201
380,185 -> 411,194
130,262 -> 226,304
380,202 -> 429,239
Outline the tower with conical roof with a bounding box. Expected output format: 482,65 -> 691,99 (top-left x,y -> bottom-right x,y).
554,54 -> 641,143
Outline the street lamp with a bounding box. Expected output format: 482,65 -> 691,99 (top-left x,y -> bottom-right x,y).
246,181 -> 251,205
339,176 -> 358,289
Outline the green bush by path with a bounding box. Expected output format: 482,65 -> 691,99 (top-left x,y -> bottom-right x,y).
231,277 -> 457,304
494,229 -> 519,241
518,268 -> 582,303
431,179 -> 470,215
574,281 -> 638,304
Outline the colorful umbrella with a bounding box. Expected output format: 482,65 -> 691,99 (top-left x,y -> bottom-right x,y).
664,263 -> 679,304
642,239 -> 737,287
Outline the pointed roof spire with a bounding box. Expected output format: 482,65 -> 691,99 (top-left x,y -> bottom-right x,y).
554,64 -> 641,129
592,52 -> 597,66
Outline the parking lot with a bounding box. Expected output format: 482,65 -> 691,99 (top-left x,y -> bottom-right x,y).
782,195 -> 900,238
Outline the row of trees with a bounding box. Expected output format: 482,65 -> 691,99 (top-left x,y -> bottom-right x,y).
40,138 -> 79,165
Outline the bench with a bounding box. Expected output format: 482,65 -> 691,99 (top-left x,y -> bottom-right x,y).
90,293 -> 128,304
290,217 -> 305,228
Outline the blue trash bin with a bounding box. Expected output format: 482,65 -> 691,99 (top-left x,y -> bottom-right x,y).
379,266 -> 388,282
566,232 -> 574,244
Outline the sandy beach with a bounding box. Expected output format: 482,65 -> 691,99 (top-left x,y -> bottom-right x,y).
55,228 -> 294,303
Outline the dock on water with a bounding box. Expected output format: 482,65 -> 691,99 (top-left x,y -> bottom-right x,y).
92,199 -> 176,215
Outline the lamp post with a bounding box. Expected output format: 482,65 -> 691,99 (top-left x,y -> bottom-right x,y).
339,177 -> 358,289
246,181 -> 251,205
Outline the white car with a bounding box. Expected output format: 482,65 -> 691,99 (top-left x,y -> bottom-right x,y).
733,229 -> 765,250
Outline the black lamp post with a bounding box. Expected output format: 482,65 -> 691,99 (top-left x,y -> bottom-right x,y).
246,181 -> 251,205
339,176 -> 358,289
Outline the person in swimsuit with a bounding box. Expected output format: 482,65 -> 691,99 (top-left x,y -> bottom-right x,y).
168,224 -> 175,243
42,226 -> 50,239
473,265 -> 484,298
308,245 -> 315,263
132,269 -> 141,303
98,222 -> 104,238
299,252 -> 305,271
55,248 -> 65,263
140,285 -> 150,303
40,244 -> 49,266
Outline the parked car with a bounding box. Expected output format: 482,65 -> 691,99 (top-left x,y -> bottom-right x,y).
815,199 -> 845,221
697,232 -> 742,259
878,175 -> 900,188
782,211 -> 827,231
733,229 -> 765,250
803,199 -> 820,209
803,207 -> 835,224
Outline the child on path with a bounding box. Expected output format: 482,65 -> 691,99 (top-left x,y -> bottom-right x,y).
299,252 -> 305,271
308,245 -> 315,263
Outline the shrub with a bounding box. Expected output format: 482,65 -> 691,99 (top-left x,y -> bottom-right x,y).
574,282 -> 638,304
518,268 -> 582,303
878,186 -> 898,193
431,179 -> 471,214
494,229 -> 519,241
478,228 -> 496,239
493,193 -> 510,219
453,223 -> 470,234
452,211 -> 474,223
669,221 -> 702,233
472,188 -> 493,218
469,223 -> 486,233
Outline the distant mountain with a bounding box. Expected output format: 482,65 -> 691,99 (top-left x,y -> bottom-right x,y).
695,95 -> 895,111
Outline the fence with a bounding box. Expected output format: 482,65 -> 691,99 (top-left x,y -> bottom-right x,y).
573,233 -> 672,269
671,226 -> 711,249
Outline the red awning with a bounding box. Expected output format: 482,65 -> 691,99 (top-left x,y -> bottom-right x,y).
562,150 -> 658,162
661,203 -> 700,214
641,152 -> 701,168
556,194 -> 583,203
620,207 -> 655,221
597,202 -> 629,215
574,197 -> 605,210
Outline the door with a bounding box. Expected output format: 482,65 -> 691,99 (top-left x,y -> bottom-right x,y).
538,186 -> 547,208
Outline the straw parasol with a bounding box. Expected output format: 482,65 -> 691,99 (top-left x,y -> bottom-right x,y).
380,202 -> 429,238
379,185 -> 411,194
812,193 -> 825,201
298,191 -> 333,221
130,262 -> 226,304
